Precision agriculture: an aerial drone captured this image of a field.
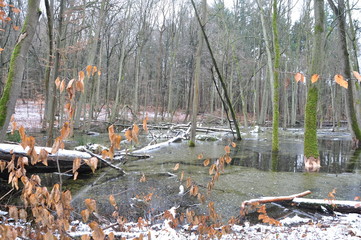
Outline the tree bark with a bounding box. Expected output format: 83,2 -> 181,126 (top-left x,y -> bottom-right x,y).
42,0 -> 54,131
46,0 -> 65,146
271,0 -> 281,152
190,0 -> 206,146
304,0 -> 324,159
328,0 -> 361,142
0,0 -> 41,141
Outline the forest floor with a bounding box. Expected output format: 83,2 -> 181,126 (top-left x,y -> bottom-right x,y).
2,100 -> 361,239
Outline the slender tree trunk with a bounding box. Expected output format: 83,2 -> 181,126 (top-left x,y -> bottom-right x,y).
46,0 -> 65,146
0,0 -> 41,141
42,0 -> 54,131
190,0 -> 206,146
271,0 -> 281,152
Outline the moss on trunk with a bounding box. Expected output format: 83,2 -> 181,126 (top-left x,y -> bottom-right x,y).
0,44 -> 21,127
271,0 -> 280,152
304,86 -> 319,158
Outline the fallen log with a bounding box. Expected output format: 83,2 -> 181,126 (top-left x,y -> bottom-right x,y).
240,190 -> 361,215
240,190 -> 312,211
289,198 -> 361,214
132,127 -> 191,153
0,143 -> 121,173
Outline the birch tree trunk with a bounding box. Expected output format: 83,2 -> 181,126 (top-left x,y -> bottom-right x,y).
0,0 -> 41,141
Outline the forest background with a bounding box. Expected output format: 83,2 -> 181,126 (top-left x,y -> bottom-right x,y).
0,0 -> 360,145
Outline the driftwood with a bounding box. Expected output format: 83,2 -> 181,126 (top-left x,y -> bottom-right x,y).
240,190 -> 361,214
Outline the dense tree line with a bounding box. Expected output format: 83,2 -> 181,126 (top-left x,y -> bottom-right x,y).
0,0 -> 360,143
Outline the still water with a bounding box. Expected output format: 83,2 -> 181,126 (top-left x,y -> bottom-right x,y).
46,128 -> 361,222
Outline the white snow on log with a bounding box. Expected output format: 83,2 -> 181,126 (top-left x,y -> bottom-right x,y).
292,198 -> 361,208
0,143 -> 92,160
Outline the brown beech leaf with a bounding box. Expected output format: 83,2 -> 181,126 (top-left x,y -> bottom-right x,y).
85,157 -> 98,173
84,199 -> 97,213
39,149 -> 49,166
60,79 -> 66,93
76,79 -> 84,92
132,124 -> 139,143
335,74 -> 348,89
294,72 -> 305,83
125,129 -> 132,142
51,137 -> 62,154
311,74 -> 319,83
143,114 -> 149,133
73,157 -> 81,173
0,160 -> 6,172
92,66 -> 97,76
60,122 -> 71,140
90,221 -> 105,240
101,149 -> 109,159
203,159 -> 210,166
109,195 -> 117,207
173,163 -> 180,171
108,232 -> 114,240
50,183 -> 61,204
81,235 -> 91,240
231,142 -> 237,148
108,125 -> 115,142
180,171 -> 184,181
197,154 -> 203,159
73,171 -> 79,180
224,145 -> 231,154
86,65 -> 93,77
78,71 -> 85,82
55,77 -> 61,89
81,209 -> 90,222
353,71 -> 361,82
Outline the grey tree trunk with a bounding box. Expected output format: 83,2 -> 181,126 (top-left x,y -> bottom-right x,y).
328,0 -> 361,141
190,0 -> 206,146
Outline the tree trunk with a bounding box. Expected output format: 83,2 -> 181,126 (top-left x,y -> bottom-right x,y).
304,0 -> 324,159
271,0 -> 281,152
190,0 -> 206,146
46,0 -> 65,146
0,0 -> 41,141
190,0 -> 242,140
42,0 -> 54,131
328,0 -> 361,141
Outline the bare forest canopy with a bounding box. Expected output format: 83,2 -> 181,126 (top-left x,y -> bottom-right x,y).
0,0 -> 360,134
